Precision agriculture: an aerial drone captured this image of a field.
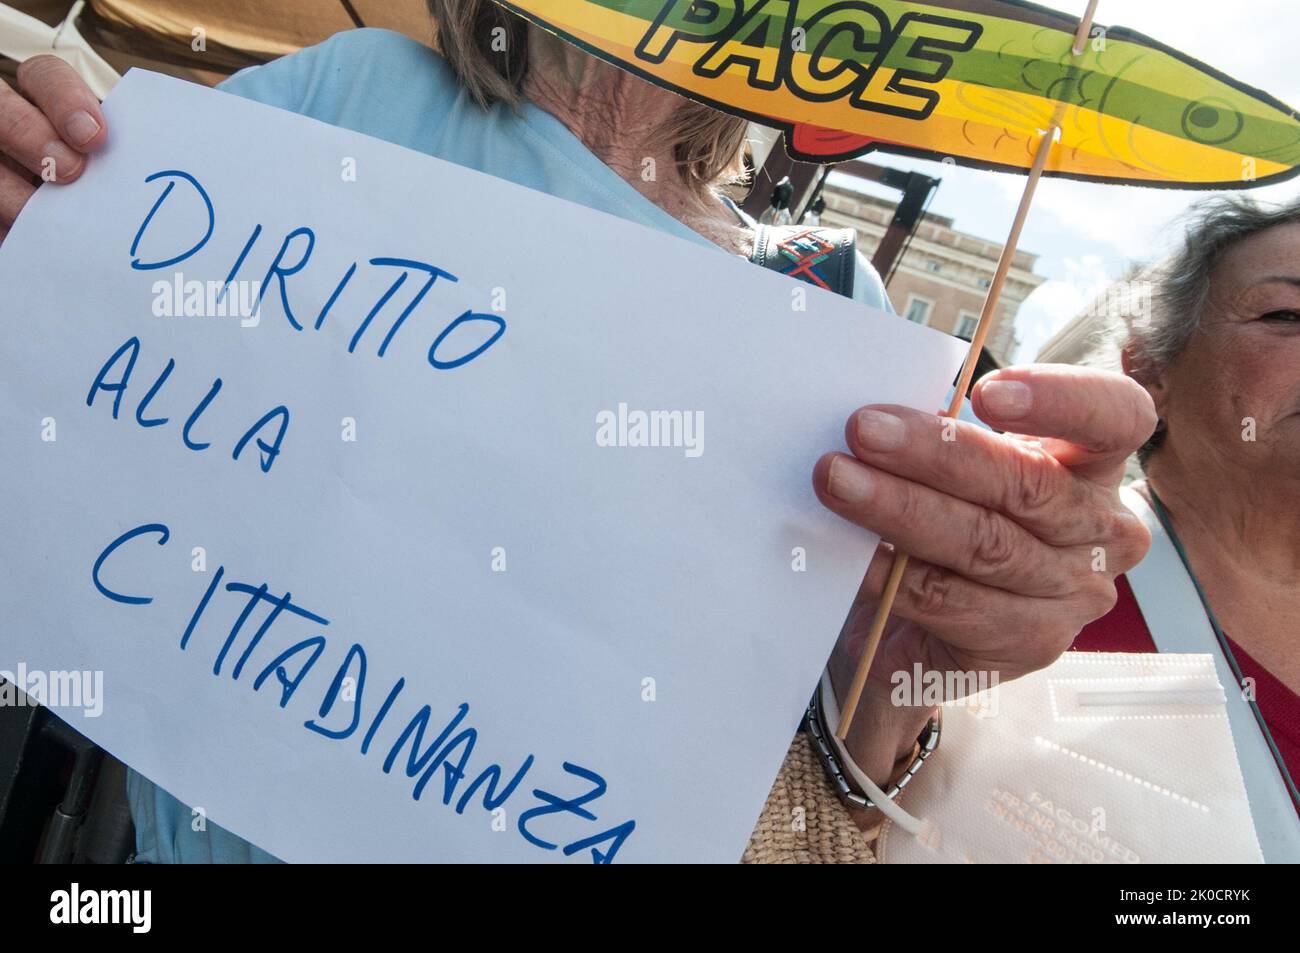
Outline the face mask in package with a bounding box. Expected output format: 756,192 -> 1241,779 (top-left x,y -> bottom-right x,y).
876,653 -> 1263,864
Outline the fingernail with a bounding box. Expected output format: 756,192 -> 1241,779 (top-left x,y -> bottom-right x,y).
856,409 -> 905,451
828,456 -> 874,503
42,140 -> 82,179
980,380 -> 1033,419
64,110 -> 100,146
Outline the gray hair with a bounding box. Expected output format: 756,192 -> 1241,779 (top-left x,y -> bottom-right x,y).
425,0 -> 750,192
1130,196 -> 1300,377
1087,195 -> 1300,464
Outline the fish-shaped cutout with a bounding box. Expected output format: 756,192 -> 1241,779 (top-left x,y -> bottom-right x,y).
493,0 -> 1300,189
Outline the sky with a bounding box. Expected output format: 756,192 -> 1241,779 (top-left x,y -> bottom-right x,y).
825,0 -> 1300,362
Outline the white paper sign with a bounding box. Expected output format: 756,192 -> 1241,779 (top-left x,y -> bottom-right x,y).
0,71 -> 966,862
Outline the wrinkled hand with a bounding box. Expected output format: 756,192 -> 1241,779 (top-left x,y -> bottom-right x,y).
1,55 -> 107,244
812,364 -> 1157,784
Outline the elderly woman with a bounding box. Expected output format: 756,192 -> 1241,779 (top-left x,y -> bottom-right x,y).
1074,197 -> 1300,863
0,2 -> 1154,863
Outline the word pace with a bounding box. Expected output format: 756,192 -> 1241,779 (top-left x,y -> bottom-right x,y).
635,0 -> 979,118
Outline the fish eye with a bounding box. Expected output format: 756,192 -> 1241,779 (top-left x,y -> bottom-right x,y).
1180,97 -> 1245,145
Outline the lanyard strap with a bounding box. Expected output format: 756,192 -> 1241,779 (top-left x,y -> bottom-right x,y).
1146,487 -> 1300,808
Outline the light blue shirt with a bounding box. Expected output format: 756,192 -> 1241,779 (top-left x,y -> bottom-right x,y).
126,27 -> 898,863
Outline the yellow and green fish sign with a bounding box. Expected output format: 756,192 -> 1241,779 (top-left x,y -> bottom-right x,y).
494,0 -> 1300,189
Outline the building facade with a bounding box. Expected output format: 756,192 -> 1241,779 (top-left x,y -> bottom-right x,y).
820,181 -> 1045,365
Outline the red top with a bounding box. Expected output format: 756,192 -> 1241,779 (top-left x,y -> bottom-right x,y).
1073,574 -> 1299,815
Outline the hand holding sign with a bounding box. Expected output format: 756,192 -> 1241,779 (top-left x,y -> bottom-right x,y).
819,365 -> 1156,784
0,55 -> 108,241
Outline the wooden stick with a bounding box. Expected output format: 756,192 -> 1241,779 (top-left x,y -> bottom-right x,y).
834,2 -> 1102,741
1073,0 -> 1101,54
834,128 -> 1055,740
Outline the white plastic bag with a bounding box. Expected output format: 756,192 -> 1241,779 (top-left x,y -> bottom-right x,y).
876,653 -> 1263,863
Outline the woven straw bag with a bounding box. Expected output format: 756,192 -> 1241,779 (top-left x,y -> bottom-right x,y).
742,731 -> 877,864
